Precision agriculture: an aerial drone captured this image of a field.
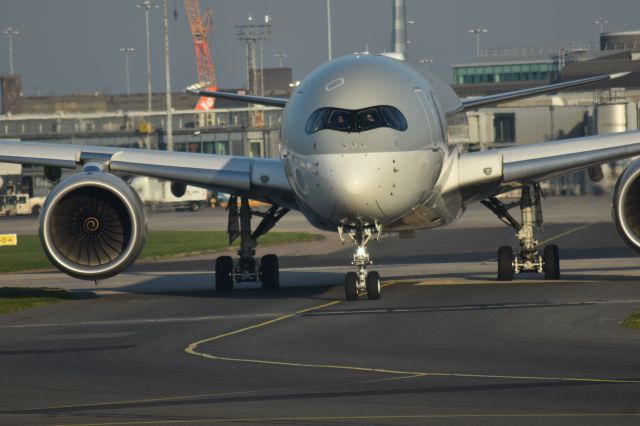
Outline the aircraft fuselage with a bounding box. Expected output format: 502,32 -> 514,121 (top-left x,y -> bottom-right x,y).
280,54 -> 464,232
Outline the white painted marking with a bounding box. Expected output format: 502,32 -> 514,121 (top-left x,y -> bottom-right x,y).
0,313 -> 284,329
22,331 -> 140,341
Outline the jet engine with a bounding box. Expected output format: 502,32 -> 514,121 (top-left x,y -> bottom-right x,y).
39,171 -> 147,280
613,159 -> 640,252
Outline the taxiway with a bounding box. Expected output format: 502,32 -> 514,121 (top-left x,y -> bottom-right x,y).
1,196 -> 640,425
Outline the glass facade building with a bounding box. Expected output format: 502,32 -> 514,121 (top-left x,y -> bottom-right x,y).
453,61 -> 559,85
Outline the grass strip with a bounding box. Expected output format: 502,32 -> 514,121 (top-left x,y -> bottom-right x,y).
0,231 -> 318,274
0,287 -> 96,315
622,312 -> 640,330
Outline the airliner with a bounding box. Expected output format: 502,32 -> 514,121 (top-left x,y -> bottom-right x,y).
2,19 -> 640,301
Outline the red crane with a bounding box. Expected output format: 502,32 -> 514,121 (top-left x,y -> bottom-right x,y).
183,0 -> 217,110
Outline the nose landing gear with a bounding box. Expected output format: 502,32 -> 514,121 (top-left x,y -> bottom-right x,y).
340,223 -> 382,300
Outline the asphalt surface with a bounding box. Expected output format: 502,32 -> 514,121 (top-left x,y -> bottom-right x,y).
2,196 -> 640,425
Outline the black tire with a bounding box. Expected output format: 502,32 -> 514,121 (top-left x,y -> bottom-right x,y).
497,246 -> 514,281
189,201 -> 201,212
260,254 -> 279,290
215,256 -> 234,291
31,205 -> 41,216
544,244 -> 560,280
345,272 -> 358,301
366,271 -> 381,300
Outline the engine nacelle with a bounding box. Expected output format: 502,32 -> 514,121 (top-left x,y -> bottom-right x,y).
39,171 -> 147,280
613,159 -> 640,252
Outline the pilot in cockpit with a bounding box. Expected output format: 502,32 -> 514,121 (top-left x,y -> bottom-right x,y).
329,111 -> 351,131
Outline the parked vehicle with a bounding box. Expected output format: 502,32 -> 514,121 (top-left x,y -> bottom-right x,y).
0,194 -> 44,216
128,176 -> 209,212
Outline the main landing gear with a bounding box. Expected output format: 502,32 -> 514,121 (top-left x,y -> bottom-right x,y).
339,223 -> 382,301
481,184 -> 560,281
215,196 -> 289,291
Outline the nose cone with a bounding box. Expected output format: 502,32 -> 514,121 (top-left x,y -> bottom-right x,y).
344,176 -> 365,196
291,152 -> 426,227
330,164 -> 381,218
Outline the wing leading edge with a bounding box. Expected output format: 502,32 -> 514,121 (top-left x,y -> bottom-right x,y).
453,131 -> 640,199
455,73 -> 630,113
0,140 -> 297,209
185,85 -> 288,108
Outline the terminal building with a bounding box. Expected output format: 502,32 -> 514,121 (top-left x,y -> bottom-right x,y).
0,68 -> 292,197
2,30 -> 640,198
451,31 -> 640,194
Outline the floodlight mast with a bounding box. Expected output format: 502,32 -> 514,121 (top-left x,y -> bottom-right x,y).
137,0 -> 159,114
3,27 -> 18,75
468,27 -> 488,57
274,53 -> 288,68
595,18 -> 608,34
119,47 -> 135,95
236,15 -> 271,96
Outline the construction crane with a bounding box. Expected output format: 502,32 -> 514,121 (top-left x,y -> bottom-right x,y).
183,0 -> 217,110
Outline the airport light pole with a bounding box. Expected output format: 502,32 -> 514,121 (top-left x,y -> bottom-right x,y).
162,0 -> 173,152
137,0 -> 158,114
468,27 -> 488,57
3,27 -> 18,75
274,53 -> 287,68
119,47 -> 135,95
326,0 -> 332,61
419,58 -> 433,69
595,18 -> 608,34
260,15 -> 270,97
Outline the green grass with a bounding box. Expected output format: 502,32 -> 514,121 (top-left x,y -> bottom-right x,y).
0,287 -> 95,315
0,231 -> 318,274
622,312 -> 640,330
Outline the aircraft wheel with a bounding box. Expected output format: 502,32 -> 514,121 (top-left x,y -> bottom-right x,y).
260,254 -> 280,290
345,272 -> 358,301
543,244 -> 560,280
366,271 -> 381,300
215,256 -> 234,291
497,246 -> 514,281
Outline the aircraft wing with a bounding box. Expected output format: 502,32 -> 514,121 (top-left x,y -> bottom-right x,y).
454,131 -> 640,198
0,140 -> 297,209
185,85 -> 288,108
455,73 -> 629,112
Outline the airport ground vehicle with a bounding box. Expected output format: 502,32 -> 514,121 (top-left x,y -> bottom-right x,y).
128,176 -> 209,212
0,194 -> 44,216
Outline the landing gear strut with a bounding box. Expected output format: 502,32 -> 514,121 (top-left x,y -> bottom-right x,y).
340,223 -> 382,300
481,184 -> 560,281
215,196 -> 289,291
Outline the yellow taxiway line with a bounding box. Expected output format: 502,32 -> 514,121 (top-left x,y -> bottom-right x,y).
15,277 -> 638,424
184,283 -> 640,384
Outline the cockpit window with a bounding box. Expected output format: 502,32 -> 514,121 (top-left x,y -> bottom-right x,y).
356,109 -> 383,131
326,109 -> 352,132
380,106 -> 408,131
305,105 -> 407,134
305,108 -> 329,134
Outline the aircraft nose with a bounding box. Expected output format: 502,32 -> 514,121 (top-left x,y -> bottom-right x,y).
313,153 -> 402,222
344,175 -> 365,196
290,151 -> 426,226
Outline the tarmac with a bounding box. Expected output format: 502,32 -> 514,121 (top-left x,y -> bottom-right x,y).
1,195 -> 640,425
